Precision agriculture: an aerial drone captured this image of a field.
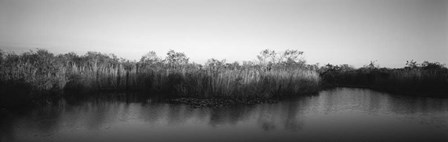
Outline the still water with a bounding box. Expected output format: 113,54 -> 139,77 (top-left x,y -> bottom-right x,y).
1,88 -> 448,142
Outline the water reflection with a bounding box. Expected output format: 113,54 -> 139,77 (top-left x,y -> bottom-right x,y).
1,88 -> 448,142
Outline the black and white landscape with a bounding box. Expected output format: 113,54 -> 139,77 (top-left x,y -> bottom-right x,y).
1,0 -> 447,142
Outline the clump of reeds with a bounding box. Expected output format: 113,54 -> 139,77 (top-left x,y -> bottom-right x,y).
0,49 -> 320,99
165,66 -> 320,98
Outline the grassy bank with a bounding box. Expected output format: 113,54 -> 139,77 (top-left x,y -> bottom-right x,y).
2,48 -> 447,108
0,49 -> 319,107
319,61 -> 448,96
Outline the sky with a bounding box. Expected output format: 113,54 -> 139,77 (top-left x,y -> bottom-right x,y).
0,0 -> 447,68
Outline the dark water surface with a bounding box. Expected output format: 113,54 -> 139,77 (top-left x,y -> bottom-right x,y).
1,88 -> 448,142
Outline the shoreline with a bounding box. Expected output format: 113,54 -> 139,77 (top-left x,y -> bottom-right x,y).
2,85 -> 447,111
1,49 -> 447,109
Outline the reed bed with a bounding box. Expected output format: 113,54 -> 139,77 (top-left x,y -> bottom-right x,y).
0,49 -> 320,100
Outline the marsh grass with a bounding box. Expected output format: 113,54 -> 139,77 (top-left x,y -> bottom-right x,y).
3,48 -> 446,108
0,49 -> 320,104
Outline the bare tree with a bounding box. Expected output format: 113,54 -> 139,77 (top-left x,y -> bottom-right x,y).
205,58 -> 226,70
140,51 -> 160,64
165,50 -> 189,66
257,49 -> 305,70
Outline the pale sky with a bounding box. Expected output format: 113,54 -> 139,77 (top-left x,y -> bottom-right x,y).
0,0 -> 447,67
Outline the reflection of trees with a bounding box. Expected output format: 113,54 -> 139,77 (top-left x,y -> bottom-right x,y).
5,88 -> 447,141
317,88 -> 389,114
254,99 -> 306,131
0,95 -> 313,142
165,104 -> 197,125
0,113 -> 15,142
83,101 -> 127,130
284,98 -> 307,131
208,106 -> 257,127
136,98 -> 310,132
318,88 -> 448,122
0,101 -> 67,141
387,95 -> 448,115
207,97 -> 309,131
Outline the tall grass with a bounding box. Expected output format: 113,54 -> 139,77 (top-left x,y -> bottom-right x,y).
0,49 -> 320,100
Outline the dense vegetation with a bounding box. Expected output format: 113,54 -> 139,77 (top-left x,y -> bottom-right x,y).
0,49 -> 319,107
1,48 -> 447,108
319,60 -> 448,95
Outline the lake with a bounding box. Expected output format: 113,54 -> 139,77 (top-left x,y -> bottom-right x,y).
1,88 -> 447,142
